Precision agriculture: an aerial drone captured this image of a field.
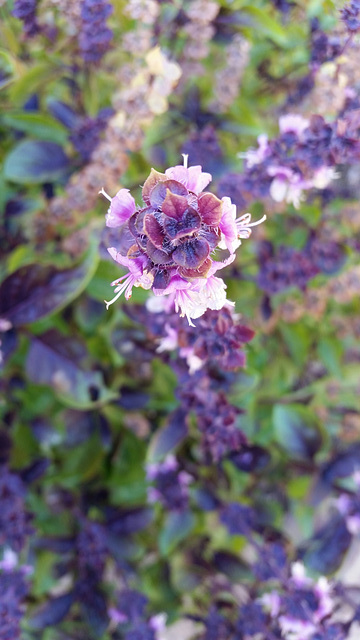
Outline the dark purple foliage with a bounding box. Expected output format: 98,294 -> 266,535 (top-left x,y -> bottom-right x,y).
236,602 -> 267,636
0,467 -> 33,552
0,260 -> 92,327
125,623 -> 156,640
0,569 -> 29,640
76,519 -> 107,580
116,590 -> 148,623
201,608 -> 232,640
220,503 -> 255,536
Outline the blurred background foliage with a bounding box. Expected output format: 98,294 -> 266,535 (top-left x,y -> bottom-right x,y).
1,0 -> 360,638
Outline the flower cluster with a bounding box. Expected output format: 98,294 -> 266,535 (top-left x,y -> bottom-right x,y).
125,302 -> 254,462
79,0 -> 113,64
69,109 -> 113,162
156,305 -> 254,374
12,0 -> 39,37
102,157 -> 265,324
109,589 -> 166,640
219,102 -> 360,210
257,233 -> 346,297
257,243 -> 320,295
146,455 -> 192,511
341,0 -> 360,34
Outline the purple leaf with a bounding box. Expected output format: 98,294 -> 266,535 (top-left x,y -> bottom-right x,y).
0,246 -> 98,326
4,140 -> 69,184
29,592 -> 75,629
148,408 -> 188,461
25,330 -> 114,408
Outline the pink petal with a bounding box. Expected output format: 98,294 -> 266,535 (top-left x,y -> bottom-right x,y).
186,165 -> 212,193
219,196 -> 238,253
105,189 -> 136,228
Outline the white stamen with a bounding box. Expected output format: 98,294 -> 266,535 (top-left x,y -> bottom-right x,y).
104,274 -> 134,309
182,153 -> 188,169
236,213 -> 267,228
99,187 -> 112,202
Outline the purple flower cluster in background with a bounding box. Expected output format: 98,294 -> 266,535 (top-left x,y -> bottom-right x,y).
12,0 -> 39,37
79,0 -> 114,64
109,589 -> 166,640
146,455 -> 192,511
218,107 -> 360,209
257,234 -> 345,295
341,0 -> 360,33
69,108 -> 113,162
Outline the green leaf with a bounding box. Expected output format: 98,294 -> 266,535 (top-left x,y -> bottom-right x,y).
2,112 -> 68,144
317,337 -> 343,377
53,432 -> 105,486
9,62 -> 60,105
4,140 -> 69,184
280,322 -> 312,368
272,404 -> 322,460
243,6 -> 289,46
159,510 -> 195,556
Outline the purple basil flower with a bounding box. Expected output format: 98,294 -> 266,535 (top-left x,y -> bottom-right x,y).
79,0 -> 113,64
155,306 -> 254,373
109,590 -> 166,639
12,0 -> 39,37
76,519 -> 107,580
69,110 -> 112,162
101,157 -> 265,325
341,1 -> 360,33
258,244 -> 319,294
146,455 -> 192,511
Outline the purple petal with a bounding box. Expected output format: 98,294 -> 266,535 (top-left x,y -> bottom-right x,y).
198,192 -> 223,226
219,196 -> 238,253
165,165 -> 212,194
146,240 -> 173,265
105,189 -> 136,228
172,238 -> 210,269
153,268 -> 172,293
186,165 -> 212,193
144,214 -> 165,249
163,207 -> 201,240
150,180 -> 188,208
178,257 -> 212,279
161,190 -> 188,220
142,168 -> 166,204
